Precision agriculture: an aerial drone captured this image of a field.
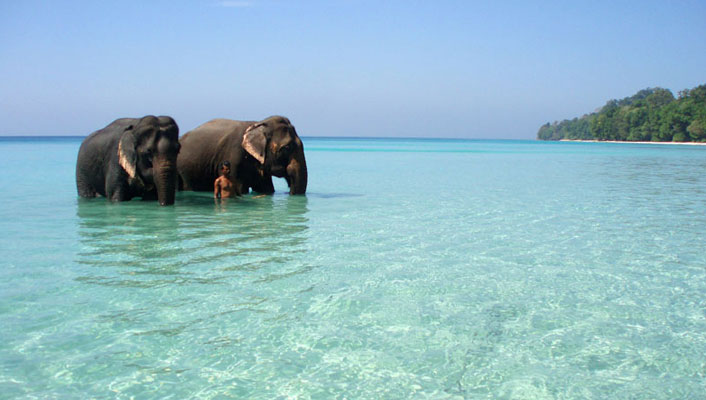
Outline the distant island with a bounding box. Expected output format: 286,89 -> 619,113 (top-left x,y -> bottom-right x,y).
537,84 -> 706,142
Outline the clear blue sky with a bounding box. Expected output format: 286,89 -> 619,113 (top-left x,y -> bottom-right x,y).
1,0 -> 705,138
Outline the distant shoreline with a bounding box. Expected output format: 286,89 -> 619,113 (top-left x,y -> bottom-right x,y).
1,136 -> 704,145
559,139 -> 706,146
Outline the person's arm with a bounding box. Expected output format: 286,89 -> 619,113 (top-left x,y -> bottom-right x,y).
214,178 -> 221,199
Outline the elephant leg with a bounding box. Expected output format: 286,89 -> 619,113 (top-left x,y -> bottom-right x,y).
77,181 -> 97,198
237,182 -> 249,195
252,176 -> 275,194
107,185 -> 129,202
76,170 -> 98,197
106,175 -> 132,202
228,167 -> 243,196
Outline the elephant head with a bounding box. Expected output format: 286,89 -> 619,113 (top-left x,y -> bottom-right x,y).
242,116 -> 308,195
118,116 -> 180,205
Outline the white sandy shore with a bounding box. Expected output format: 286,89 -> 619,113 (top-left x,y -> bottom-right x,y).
559,139 -> 706,146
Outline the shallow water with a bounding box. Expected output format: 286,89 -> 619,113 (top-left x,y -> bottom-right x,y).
1,137 -> 705,398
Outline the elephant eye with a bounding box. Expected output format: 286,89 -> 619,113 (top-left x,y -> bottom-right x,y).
143,150 -> 153,166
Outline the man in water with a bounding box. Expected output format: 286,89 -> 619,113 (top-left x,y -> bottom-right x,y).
214,161 -> 236,199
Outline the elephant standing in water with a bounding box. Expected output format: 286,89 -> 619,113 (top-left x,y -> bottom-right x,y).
76,116 -> 180,206
178,116 -> 307,195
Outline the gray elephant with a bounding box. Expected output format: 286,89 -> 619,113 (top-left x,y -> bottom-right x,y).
178,116 -> 307,195
76,116 -> 180,206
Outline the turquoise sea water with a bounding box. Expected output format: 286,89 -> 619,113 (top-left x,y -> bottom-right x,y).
1,137 -> 705,399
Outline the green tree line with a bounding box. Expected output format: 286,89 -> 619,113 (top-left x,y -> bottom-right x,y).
537,84 -> 706,142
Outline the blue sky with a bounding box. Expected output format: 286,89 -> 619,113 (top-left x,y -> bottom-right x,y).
1,0 -> 705,138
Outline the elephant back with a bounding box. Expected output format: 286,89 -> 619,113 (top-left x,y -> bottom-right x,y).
178,119 -> 250,191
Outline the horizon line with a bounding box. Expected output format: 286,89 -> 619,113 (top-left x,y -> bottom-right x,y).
0,134 -> 534,141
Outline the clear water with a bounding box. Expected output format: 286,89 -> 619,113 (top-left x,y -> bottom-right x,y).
1,137 -> 705,399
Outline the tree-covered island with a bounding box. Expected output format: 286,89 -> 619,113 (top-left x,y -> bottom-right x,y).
537,84 -> 706,142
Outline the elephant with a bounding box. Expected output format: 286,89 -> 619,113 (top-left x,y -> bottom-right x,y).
76,116 -> 180,206
178,116 -> 307,196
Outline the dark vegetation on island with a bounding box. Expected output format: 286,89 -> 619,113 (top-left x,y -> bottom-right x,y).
537,84 -> 706,142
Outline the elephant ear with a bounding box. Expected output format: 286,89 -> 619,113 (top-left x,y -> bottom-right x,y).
242,123 -> 267,164
118,126 -> 137,179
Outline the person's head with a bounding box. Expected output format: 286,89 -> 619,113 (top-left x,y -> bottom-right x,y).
219,161 -> 231,176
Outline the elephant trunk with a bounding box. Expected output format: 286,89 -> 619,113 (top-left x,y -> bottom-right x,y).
286,151 -> 307,195
153,157 -> 177,206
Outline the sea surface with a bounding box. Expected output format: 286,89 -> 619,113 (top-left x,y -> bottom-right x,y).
1,137 -> 705,399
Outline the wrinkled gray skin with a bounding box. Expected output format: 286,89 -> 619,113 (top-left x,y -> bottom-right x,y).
178,116 -> 307,195
76,116 -> 180,206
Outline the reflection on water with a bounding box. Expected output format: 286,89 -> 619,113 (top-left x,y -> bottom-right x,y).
75,192 -> 310,288
65,193 -> 317,397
